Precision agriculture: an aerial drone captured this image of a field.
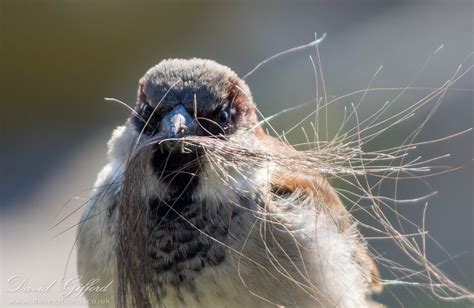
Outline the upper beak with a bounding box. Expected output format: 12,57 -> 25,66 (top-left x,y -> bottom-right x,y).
158,105 -> 195,138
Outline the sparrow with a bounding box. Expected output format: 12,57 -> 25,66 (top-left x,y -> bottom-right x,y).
77,58 -> 382,308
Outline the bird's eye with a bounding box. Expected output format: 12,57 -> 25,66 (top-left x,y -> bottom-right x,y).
138,102 -> 159,135
218,109 -> 230,124
141,102 -> 152,118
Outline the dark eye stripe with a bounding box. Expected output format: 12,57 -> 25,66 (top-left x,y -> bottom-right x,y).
131,102 -> 160,135
196,105 -> 234,137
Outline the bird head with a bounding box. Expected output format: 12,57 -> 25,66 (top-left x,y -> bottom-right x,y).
108,58 -> 269,198
131,58 -> 259,145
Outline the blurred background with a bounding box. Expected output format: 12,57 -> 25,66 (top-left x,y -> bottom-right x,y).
1,0 -> 472,307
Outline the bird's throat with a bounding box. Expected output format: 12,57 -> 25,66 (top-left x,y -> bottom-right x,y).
151,143 -> 202,195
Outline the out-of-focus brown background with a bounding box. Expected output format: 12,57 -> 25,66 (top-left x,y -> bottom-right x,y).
1,1 -> 472,307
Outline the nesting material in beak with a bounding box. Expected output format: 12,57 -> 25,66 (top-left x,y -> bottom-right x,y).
156,105 -> 197,153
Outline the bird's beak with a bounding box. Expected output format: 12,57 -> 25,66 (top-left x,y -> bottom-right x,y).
158,105 -> 195,138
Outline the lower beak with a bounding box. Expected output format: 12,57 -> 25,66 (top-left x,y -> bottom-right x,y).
158,105 -> 195,138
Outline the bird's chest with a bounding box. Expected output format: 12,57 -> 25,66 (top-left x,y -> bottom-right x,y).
144,196 -> 282,308
146,196 -> 234,300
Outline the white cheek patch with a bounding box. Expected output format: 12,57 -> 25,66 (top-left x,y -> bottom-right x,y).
107,124 -> 142,163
